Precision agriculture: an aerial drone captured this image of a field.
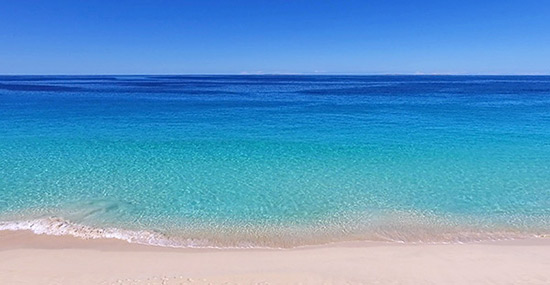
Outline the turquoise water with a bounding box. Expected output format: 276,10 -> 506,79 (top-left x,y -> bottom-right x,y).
1,75 -> 550,247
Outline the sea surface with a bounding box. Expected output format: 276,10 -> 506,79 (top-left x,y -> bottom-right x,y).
1,75 -> 549,248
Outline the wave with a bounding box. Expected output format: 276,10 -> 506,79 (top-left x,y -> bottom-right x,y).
0,217 -> 216,248
0,216 -> 547,249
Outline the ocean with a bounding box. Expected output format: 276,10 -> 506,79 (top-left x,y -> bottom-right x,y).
1,75 -> 549,247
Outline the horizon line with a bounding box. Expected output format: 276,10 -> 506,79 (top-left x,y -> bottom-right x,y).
1,73 -> 550,76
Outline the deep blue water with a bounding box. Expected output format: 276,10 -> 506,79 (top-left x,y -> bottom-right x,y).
1,75 -> 550,247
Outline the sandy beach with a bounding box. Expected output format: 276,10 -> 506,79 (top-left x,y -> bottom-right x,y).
0,231 -> 549,284
3,0 -> 550,283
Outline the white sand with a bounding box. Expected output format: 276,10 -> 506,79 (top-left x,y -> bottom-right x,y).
1,230 -> 550,284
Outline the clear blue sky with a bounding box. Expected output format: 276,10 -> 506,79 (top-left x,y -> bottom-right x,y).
1,0 -> 549,75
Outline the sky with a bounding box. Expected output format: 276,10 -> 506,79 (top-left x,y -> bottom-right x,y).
1,0 -> 549,75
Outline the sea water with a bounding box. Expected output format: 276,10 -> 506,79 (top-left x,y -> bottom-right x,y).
1,75 -> 549,247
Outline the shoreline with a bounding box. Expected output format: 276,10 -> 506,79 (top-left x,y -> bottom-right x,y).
2,216 -> 547,249
2,230 -> 550,284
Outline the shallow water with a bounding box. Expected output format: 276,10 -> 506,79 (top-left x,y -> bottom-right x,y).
1,75 -> 550,247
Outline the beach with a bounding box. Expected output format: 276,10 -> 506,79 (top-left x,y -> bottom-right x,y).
1,231 -> 549,284
3,0 -> 550,283
2,76 -> 550,284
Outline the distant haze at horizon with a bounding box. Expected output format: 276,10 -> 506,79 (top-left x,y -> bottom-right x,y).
1,0 -> 549,75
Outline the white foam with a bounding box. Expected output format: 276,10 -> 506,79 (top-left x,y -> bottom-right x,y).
0,217 -> 545,249
0,217 -> 212,248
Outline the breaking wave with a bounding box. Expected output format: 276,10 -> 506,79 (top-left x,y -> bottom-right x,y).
1,216 -> 547,249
